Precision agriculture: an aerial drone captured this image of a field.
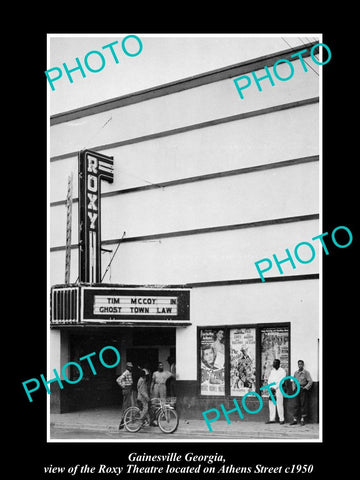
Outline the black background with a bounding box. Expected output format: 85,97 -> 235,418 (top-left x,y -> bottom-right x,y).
11,19 -> 355,479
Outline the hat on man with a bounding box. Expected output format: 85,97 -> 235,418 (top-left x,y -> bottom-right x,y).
126,362 -> 133,368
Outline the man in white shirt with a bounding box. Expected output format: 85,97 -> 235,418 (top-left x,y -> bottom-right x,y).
265,358 -> 286,425
151,362 -> 173,400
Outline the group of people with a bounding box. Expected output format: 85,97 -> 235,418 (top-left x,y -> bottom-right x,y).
116,357 -> 175,429
265,358 -> 313,426
116,355 -> 313,429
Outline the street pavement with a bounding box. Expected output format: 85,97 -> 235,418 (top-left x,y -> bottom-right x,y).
50,407 -> 320,441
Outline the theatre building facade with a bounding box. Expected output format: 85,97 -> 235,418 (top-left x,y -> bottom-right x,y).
49,39 -> 321,422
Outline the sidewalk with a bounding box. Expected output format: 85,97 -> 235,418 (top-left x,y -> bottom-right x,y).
50,407 -> 320,440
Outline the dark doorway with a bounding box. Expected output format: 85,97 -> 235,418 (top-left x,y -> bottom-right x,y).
58,327 -> 176,412
64,331 -> 121,410
126,347 -> 159,372
126,347 -> 159,391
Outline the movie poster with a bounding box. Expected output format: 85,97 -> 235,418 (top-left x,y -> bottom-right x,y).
200,328 -> 225,395
260,327 -> 289,394
230,328 -> 256,396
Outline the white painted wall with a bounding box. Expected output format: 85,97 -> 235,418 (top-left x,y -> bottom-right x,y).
50,102 -> 318,203
50,219 -> 320,286
50,59 -> 318,158
176,279 -> 320,381
49,329 -> 70,375
50,161 -> 319,248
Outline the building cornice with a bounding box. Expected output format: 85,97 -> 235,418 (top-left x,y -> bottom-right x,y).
50,41 -> 317,126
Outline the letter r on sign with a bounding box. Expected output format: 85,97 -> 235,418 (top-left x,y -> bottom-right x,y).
87,155 -> 98,173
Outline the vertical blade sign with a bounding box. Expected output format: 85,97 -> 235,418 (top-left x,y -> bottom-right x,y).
78,150 -> 114,283
65,172 -> 73,284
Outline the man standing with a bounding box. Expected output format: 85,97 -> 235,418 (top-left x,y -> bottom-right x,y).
137,369 -> 150,426
265,359 -> 286,425
116,361 -> 134,430
151,362 -> 173,400
167,355 -> 176,397
290,360 -> 313,426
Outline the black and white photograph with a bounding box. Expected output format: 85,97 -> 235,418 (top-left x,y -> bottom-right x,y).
47,34 -> 322,443
14,27 -> 356,479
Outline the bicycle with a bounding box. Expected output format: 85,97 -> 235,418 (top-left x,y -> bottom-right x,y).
123,397 -> 179,434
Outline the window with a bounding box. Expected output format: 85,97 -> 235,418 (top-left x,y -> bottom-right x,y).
198,323 -> 290,396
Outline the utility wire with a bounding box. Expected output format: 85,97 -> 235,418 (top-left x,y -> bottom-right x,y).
73,232 -> 126,284
81,116 -> 113,150
79,113 -> 163,189
298,36 -> 319,62
118,168 -> 164,189
281,37 -> 319,76
101,231 -> 126,281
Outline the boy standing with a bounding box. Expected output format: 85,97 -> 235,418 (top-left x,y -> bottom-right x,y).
137,369 -> 150,426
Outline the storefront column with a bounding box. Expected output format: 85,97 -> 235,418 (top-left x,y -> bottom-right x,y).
49,329 -> 70,413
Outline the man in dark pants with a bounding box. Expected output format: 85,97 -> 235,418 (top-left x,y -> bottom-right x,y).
167,355 -> 176,397
116,362 -> 134,429
290,360 -> 313,426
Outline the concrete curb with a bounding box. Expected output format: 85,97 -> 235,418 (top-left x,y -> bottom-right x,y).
50,416 -> 320,440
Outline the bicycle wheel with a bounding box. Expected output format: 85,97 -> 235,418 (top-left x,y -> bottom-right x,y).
157,407 -> 179,434
123,406 -> 142,433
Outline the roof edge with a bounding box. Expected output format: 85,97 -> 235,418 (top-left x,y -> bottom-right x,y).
50,41 -> 317,126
